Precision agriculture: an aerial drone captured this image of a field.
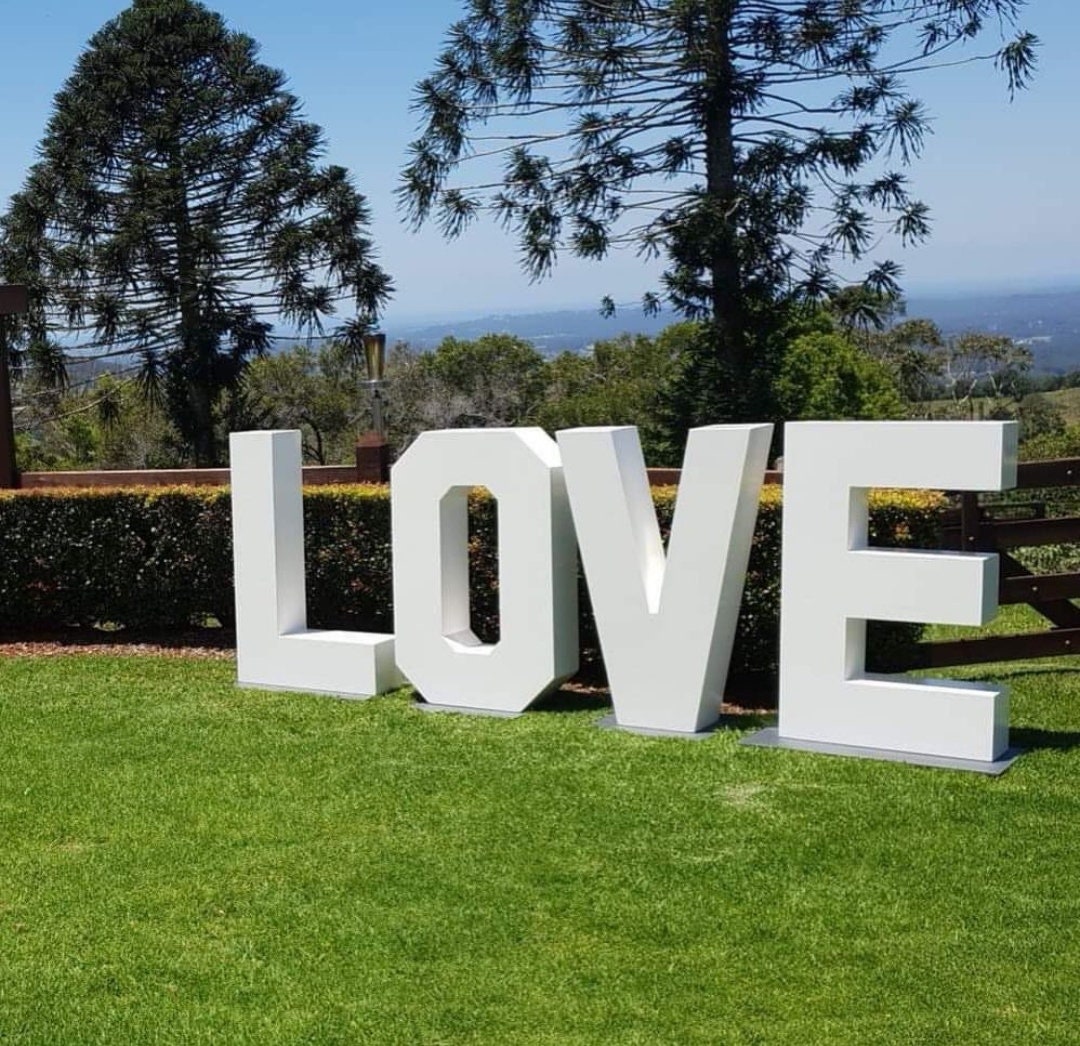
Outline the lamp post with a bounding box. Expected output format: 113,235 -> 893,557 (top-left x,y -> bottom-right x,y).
363,332 -> 387,437
0,285 -> 28,489
355,331 -> 391,483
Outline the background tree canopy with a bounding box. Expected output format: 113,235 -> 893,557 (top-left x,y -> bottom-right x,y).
0,0 -> 392,465
401,0 -> 1037,430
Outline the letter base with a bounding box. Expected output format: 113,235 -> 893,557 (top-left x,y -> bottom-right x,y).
741,727 -> 1022,776
596,713 -> 721,740
413,699 -> 524,719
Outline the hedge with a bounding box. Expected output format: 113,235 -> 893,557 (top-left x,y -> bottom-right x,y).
0,483 -> 945,689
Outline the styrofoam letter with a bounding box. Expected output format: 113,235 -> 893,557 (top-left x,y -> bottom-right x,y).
558,424 -> 773,734
778,421 -> 1018,763
391,428 -> 578,713
230,430 -> 402,697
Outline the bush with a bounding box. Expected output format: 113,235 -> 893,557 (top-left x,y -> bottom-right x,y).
0,483 -> 945,692
0,487 -> 235,630
1018,423 -> 1080,463
774,331 -> 905,423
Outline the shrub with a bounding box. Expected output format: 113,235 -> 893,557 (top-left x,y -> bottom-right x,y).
0,487 -> 234,630
1018,423 -> 1080,463
0,483 -> 945,692
774,331 -> 906,423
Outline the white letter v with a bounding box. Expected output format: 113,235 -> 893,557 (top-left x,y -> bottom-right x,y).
557,424 -> 772,734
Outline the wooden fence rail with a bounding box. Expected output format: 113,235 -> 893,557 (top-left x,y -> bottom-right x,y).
12,463 -> 784,490
907,457 -> 1080,669
18,465 -> 359,489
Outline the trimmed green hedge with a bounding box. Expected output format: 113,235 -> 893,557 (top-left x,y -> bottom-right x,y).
0,483 -> 945,687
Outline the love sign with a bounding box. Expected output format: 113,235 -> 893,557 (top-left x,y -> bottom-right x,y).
230,420 -> 1018,771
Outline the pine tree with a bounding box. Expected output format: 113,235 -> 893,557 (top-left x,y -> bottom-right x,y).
400,0 -> 1036,425
1,0 -> 392,464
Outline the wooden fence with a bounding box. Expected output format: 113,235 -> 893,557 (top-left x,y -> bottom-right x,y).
17,465 -> 359,489
13,463 -> 784,490
907,457 -> 1080,669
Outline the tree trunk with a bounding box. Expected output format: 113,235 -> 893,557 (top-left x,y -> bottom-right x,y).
171,157 -> 217,466
702,1 -> 746,389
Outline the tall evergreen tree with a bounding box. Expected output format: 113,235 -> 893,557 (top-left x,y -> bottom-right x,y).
400,0 -> 1036,426
1,0 -> 391,464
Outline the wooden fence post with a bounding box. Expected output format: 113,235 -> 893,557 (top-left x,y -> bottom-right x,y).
355,433 -> 391,483
0,285 -> 29,490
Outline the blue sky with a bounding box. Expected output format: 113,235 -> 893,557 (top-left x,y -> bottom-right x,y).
0,1 -> 1076,326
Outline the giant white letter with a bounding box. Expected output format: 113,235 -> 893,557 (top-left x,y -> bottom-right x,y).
777,421 -> 1017,764
558,424 -> 772,734
230,430 -> 402,697
391,428 -> 578,714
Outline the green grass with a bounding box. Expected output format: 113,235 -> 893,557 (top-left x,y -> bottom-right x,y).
923,601 -> 1056,641
1042,387 -> 1080,427
2,653 -> 1080,1044
916,386 -> 1080,428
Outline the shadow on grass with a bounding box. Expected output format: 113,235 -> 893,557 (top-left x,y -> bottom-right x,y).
530,686 -> 611,714
1010,726 -> 1080,753
528,688 -> 777,737
717,712 -> 776,733
995,664 -> 1080,682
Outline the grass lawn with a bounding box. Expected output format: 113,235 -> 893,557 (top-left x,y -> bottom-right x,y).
916,386 -> 1080,429
2,646 -> 1080,1044
1043,387 -> 1080,427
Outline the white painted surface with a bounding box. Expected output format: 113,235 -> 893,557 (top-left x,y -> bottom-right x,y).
559,424 -> 772,733
391,428 -> 578,713
778,421 -> 1018,763
230,430 -> 402,697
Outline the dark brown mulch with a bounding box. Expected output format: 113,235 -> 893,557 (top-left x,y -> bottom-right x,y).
0,628 -> 775,715
0,626 -> 236,660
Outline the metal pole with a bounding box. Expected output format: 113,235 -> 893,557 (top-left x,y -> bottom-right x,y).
371,387 -> 385,438
356,331 -> 390,482
0,286 -> 29,490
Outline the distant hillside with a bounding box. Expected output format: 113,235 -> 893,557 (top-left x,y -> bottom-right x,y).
391,307 -> 673,356
389,286 -> 1080,372
906,287 -> 1080,374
